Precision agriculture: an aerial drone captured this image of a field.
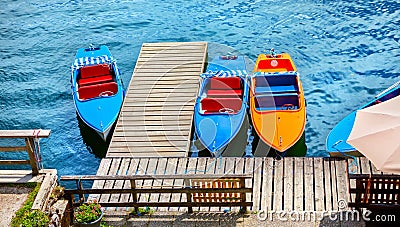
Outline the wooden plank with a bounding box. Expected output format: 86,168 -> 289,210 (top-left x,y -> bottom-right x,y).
134,158 -> 148,203
32,170 -> 57,210
0,160 -> 30,165
294,158 -> 304,211
135,63 -> 203,70
185,158 -> 198,212
348,158 -> 361,203
0,130 -> 51,138
121,158 -> 139,205
107,152 -> 187,158
0,146 -> 27,152
244,158 -> 254,210
195,158 -> 208,212
253,158 -> 263,211
323,158 -> 333,211
112,136 -> 188,142
303,158 -> 314,211
336,160 -> 349,209
170,158 -> 188,211
360,157 -> 371,174
157,158 -> 178,211
139,158 -> 156,203
273,158 -> 284,211
99,158 -> 121,204
313,158 -> 325,211
131,76 -> 200,81
110,158 -> 131,211
112,131 -> 190,138
151,158 -> 167,210
25,138 -> 39,175
261,158 -> 274,212
232,158 -> 245,212
209,157 -> 226,212
116,115 -> 192,121
92,159 -> 113,201
283,158 -> 294,211
330,159 -> 339,210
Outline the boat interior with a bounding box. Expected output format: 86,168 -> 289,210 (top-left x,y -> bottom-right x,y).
200,77 -> 244,114
253,74 -> 300,111
77,64 -> 118,100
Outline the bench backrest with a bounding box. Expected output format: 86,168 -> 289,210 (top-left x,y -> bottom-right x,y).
348,174 -> 400,210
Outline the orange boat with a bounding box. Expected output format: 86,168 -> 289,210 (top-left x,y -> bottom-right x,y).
250,53 -> 306,153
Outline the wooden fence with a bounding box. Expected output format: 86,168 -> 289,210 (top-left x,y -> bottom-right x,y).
348,174 -> 400,210
0,130 -> 51,175
60,174 -> 253,213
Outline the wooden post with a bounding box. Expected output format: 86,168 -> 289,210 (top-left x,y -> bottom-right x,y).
76,179 -> 84,202
130,179 -> 139,213
184,179 -> 193,213
25,138 -> 39,175
240,177 -> 247,212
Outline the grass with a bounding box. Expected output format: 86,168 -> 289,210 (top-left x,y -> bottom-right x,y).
130,207 -> 155,216
10,183 -> 42,227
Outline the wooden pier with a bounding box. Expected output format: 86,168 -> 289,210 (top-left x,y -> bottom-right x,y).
107,42 -> 208,158
92,157 -> 350,213
85,42 -> 399,224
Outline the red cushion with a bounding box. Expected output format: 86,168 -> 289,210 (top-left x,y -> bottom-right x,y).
78,82 -> 118,100
80,64 -> 110,79
210,77 -> 241,90
78,75 -> 113,87
201,97 -> 242,113
207,89 -> 242,97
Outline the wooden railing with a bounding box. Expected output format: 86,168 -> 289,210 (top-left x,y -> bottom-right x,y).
61,174 -> 253,213
348,174 -> 400,210
0,130 -> 51,175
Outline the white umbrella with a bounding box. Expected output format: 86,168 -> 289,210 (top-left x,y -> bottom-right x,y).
347,95 -> 400,174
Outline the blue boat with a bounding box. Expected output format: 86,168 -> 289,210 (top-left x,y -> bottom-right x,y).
71,45 -> 125,141
194,56 -> 249,157
326,81 -> 400,156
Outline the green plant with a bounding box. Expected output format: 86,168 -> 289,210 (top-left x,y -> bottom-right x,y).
11,183 -> 41,227
20,210 -> 49,227
75,201 -> 102,223
130,207 -> 154,216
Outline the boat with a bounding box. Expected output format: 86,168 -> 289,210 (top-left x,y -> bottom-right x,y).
250,53 -> 306,153
194,55 -> 249,157
326,81 -> 400,156
71,45 -> 125,141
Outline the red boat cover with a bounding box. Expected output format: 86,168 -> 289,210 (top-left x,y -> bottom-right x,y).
78,82 -> 118,100
80,64 -> 110,79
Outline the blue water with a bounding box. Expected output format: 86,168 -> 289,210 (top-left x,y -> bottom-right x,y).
1,0 -> 399,175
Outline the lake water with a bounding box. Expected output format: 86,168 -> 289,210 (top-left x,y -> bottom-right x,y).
1,0 -> 399,175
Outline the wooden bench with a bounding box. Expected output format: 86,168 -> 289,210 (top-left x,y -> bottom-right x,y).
60,174 -> 252,214
348,174 -> 400,210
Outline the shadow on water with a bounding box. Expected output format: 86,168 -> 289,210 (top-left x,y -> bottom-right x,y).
76,115 -> 110,158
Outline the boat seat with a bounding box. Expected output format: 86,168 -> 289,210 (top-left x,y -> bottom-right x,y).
78,82 -> 118,100
78,75 -> 114,87
210,77 -> 241,90
207,89 -> 243,97
256,59 -> 295,72
201,97 -> 242,114
80,64 -> 111,79
255,85 -> 297,94
255,94 -> 299,110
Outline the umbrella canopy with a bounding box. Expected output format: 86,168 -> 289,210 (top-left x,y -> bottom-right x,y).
347,95 -> 400,174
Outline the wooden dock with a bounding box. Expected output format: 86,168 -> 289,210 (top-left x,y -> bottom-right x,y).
94,157 -> 350,213
107,42 -> 208,158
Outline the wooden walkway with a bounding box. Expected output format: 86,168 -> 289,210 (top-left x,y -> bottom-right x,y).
107,42 -> 208,158
94,157 -> 350,212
